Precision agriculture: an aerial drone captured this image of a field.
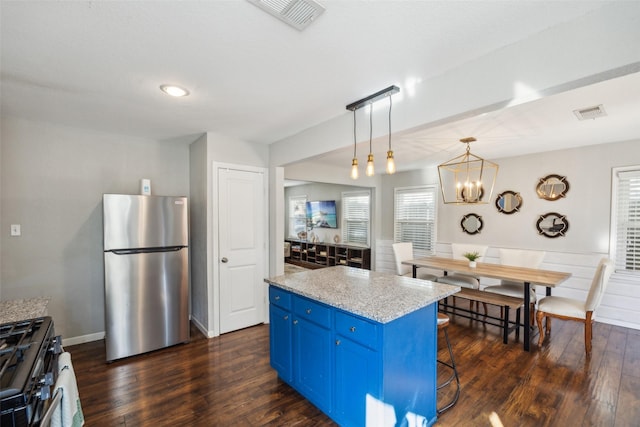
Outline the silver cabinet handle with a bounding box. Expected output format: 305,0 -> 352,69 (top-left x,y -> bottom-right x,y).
221,257 -> 228,263
283,315 -> 288,320
275,295 -> 280,300
306,309 -> 312,314
293,319 -> 298,325
350,326 -> 356,332
335,340 -> 341,346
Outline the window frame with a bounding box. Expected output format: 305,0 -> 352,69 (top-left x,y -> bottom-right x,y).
288,195 -> 308,239
393,185 -> 438,257
610,166 -> 640,275
341,190 -> 371,247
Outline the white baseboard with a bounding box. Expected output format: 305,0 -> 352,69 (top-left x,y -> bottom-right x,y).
62,331 -> 104,347
191,316 -> 216,338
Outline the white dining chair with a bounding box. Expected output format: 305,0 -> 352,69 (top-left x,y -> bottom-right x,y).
436,244 -> 488,313
484,248 -> 546,325
391,242 -> 439,281
436,243 -> 489,289
536,258 -> 614,354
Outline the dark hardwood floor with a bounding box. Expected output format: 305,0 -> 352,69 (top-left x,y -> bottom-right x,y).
67,305 -> 640,426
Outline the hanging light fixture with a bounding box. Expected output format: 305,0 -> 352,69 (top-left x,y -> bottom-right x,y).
346,85 -> 399,179
366,104 -> 375,177
350,110 -> 359,180
437,137 -> 498,204
386,95 -> 396,174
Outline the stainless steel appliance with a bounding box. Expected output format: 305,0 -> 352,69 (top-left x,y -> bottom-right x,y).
103,194 -> 189,362
0,317 -> 62,427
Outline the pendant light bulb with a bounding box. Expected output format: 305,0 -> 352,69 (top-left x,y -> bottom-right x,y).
386,150 -> 396,174
366,154 -> 375,177
351,158 -> 359,180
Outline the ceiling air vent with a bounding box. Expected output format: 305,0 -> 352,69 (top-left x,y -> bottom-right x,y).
248,0 -> 325,31
573,104 -> 607,121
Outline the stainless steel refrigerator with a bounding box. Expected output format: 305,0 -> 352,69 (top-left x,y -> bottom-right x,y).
103,194 -> 189,361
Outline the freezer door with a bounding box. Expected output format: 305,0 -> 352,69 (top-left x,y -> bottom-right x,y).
103,194 -> 188,250
104,248 -> 189,361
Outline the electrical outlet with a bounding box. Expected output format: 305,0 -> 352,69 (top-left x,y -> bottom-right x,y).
11,224 -> 21,236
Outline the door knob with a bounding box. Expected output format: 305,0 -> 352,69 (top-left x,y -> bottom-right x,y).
221,257 -> 228,263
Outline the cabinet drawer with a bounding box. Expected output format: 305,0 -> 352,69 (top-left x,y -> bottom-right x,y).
269,286 -> 291,310
335,311 -> 379,350
293,296 -> 331,329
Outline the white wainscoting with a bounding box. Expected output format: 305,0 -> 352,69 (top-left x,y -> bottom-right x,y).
376,240 -> 640,330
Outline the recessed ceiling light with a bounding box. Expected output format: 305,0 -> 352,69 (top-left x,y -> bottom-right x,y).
160,84 -> 190,97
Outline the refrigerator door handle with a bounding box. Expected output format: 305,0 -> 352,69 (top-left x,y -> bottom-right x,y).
111,246 -> 185,255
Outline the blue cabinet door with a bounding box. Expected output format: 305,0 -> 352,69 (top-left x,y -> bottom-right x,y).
293,316 -> 333,414
334,335 -> 380,427
269,304 -> 292,383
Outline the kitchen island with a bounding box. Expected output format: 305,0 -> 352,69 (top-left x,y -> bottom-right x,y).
265,266 -> 459,427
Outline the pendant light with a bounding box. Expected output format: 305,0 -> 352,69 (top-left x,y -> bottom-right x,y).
350,110 -> 359,180
386,95 -> 396,174
346,85 -> 400,179
437,137 -> 499,204
366,104 -> 375,177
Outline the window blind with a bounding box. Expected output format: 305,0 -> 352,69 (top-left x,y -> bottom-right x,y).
394,186 -> 437,255
614,169 -> 640,273
288,195 -> 307,238
341,191 -> 370,246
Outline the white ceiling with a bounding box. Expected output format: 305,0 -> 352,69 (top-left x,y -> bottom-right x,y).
2,1 -> 640,172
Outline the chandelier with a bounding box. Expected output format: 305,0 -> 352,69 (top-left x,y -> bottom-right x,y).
437,137 -> 498,204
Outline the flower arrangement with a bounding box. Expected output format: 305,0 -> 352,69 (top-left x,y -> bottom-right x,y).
463,251 -> 481,261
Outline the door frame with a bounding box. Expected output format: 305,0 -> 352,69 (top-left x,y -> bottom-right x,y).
210,162 -> 269,337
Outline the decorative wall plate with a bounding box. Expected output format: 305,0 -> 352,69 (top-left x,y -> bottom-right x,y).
495,190 -> 522,214
461,213 -> 483,235
536,174 -> 569,200
536,212 -> 569,238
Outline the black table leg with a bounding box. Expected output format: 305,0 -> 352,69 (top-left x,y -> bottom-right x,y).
524,281 -> 531,351
503,305 -> 509,344
412,265 -> 417,278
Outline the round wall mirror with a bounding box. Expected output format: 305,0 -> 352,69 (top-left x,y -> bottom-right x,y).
461,213 -> 483,235
536,212 -> 569,238
536,174 -> 569,200
495,190 -> 522,214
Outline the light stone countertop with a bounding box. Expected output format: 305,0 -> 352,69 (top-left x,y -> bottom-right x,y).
265,266 -> 460,324
0,297 -> 50,324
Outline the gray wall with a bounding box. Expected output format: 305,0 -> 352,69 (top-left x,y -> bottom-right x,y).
0,116 -> 190,342
284,182 -> 371,244
189,134 -> 209,332
375,138 -> 640,329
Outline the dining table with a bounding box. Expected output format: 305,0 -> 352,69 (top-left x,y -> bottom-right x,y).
402,256 -> 572,351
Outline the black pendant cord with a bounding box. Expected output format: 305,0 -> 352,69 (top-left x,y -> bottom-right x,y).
388,96 -> 392,151
353,110 -> 357,158
369,104 -> 373,153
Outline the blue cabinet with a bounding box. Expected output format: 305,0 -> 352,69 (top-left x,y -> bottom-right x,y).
293,315 -> 333,413
269,304 -> 292,382
335,332 -> 379,426
268,285 -> 438,427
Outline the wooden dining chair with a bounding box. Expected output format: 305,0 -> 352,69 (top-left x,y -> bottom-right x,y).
484,248 -> 546,325
536,258 -> 614,354
391,242 -> 439,281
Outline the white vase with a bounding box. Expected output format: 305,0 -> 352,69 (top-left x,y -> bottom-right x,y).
469,261 -> 477,268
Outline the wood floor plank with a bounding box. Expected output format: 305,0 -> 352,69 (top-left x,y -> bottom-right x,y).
66,304 -> 640,427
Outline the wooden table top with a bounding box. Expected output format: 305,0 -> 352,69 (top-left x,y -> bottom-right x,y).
403,256 -> 571,287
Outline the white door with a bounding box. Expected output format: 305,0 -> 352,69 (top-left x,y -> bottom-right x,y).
218,167 -> 266,334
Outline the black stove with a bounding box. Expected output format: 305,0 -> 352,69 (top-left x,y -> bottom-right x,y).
0,317 -> 61,427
